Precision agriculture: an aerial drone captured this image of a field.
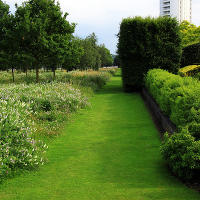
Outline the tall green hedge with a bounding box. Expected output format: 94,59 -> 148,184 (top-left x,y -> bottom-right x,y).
181,43 -> 200,67
117,17 -> 182,92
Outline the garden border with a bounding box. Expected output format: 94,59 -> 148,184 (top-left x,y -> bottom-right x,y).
141,88 -> 177,136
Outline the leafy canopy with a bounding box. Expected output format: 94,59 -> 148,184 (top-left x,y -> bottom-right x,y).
180,20 -> 200,47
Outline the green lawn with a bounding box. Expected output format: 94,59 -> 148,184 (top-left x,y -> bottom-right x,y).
0,74 -> 199,199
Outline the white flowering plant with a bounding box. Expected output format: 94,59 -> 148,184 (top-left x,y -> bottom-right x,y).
0,99 -> 47,180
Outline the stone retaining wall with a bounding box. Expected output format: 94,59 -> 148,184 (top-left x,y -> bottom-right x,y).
141,88 -> 177,135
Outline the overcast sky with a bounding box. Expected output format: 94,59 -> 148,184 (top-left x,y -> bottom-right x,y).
5,0 -> 200,54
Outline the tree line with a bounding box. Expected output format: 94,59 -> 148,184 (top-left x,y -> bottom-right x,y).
0,0 -> 113,82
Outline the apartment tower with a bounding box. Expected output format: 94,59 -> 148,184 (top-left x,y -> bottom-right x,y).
160,0 -> 192,23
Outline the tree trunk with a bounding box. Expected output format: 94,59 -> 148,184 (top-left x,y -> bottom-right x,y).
52,68 -> 56,80
12,67 -> 15,83
26,68 -> 28,77
36,67 -> 39,83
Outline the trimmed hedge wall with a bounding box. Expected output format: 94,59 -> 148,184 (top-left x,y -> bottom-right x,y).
145,69 -> 200,179
117,16 -> 182,92
181,43 -> 200,67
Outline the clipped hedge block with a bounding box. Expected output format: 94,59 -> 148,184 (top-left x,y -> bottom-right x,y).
118,16 -> 181,92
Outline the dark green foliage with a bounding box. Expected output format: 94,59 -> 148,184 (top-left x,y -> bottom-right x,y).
0,0 -> 112,80
161,132 -> 200,180
76,33 -> 101,70
76,33 -> 112,71
113,54 -> 120,66
15,0 -> 75,81
118,16 -> 181,91
0,0 -> 16,72
76,33 -> 113,71
181,43 -> 200,67
98,44 -> 113,67
145,69 -> 200,179
62,37 -> 84,71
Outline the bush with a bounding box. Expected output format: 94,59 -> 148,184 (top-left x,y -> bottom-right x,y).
161,132 -> 200,180
118,16 -> 181,91
145,69 -> 200,179
181,43 -> 200,67
179,65 -> 200,77
145,69 -> 200,131
194,72 -> 200,80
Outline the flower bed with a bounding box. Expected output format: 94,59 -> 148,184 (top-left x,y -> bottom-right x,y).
0,70 -> 111,181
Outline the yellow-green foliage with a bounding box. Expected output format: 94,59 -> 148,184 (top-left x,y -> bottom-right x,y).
179,65 -> 200,76
145,69 -> 200,179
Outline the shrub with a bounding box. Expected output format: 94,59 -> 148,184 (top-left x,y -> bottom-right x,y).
194,72 -> 200,81
145,69 -> 200,130
145,69 -> 200,179
161,132 -> 200,180
181,43 -> 200,67
118,16 -> 181,91
179,65 -> 200,77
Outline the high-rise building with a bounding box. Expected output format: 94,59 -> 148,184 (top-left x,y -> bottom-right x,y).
160,0 -> 192,23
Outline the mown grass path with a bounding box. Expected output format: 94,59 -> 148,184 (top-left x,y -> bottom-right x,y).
0,75 -> 200,200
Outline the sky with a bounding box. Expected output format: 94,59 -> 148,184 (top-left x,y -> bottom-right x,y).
5,0 -> 200,54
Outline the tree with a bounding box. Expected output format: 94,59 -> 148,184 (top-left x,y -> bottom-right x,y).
15,0 -> 75,82
98,44 -> 113,67
0,1 -> 20,82
180,21 -> 200,47
76,33 -> 112,70
77,33 -> 101,70
62,37 -> 84,71
4,13 -> 19,82
43,1 -> 75,78
113,54 -> 120,66
0,0 -> 10,71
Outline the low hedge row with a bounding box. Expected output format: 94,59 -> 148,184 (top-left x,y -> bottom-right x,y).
145,69 -> 200,179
